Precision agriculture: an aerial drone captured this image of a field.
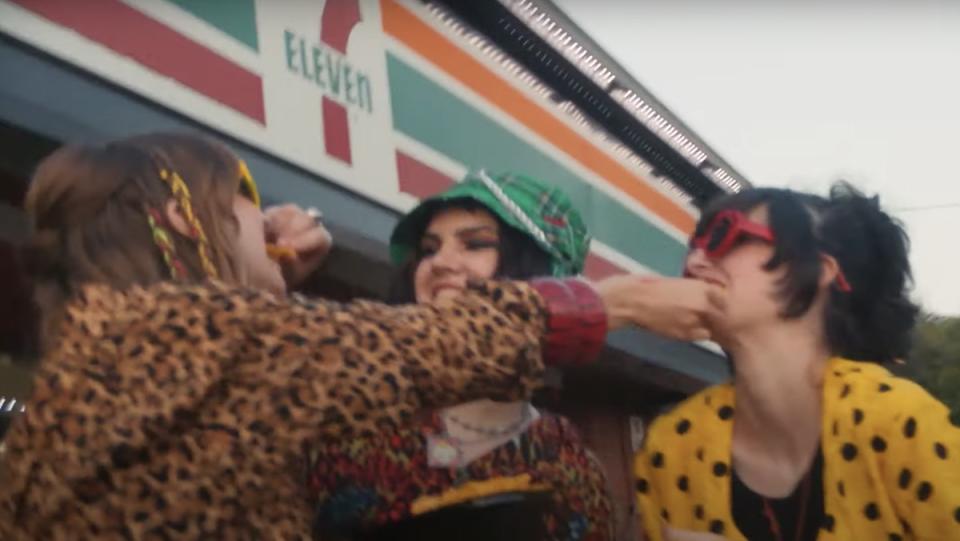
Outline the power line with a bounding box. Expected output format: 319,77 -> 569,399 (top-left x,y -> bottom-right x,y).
891,202 -> 960,213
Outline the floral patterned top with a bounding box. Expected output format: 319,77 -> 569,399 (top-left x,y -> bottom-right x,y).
308,410 -> 614,540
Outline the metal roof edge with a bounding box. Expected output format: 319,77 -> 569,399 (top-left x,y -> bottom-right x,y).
503,0 -> 753,192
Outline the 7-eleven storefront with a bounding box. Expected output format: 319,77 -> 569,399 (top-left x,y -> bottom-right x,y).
0,0 -> 747,536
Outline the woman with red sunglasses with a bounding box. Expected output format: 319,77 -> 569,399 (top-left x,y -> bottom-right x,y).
634,183 -> 959,541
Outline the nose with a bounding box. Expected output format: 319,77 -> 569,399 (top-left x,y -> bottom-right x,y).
429,242 -> 461,275
683,247 -> 712,278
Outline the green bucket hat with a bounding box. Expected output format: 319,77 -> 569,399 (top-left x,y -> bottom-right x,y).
390,170 -> 590,277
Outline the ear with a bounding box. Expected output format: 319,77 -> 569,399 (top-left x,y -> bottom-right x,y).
819,253 -> 842,290
164,198 -> 193,239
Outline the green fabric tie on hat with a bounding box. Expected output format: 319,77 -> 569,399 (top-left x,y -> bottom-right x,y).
390,170 -> 591,277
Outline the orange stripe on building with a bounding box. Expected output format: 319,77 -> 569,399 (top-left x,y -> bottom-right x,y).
380,0 -> 695,234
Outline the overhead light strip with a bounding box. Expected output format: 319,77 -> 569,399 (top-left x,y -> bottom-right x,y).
0,397 -> 26,413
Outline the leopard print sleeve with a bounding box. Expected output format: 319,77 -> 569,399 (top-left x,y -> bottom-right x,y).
218,279 -> 550,441
0,279 -> 597,539
113,280 -> 550,443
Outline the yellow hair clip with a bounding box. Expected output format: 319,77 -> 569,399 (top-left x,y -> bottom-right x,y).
238,160 -> 261,208
154,165 -> 219,280
236,160 -> 296,263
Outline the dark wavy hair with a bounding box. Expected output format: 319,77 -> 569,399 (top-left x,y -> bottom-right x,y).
387,199 -> 553,304
696,181 -> 918,364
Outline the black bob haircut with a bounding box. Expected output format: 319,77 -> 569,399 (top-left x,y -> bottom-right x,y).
387,198 -> 553,304
696,181 -> 918,364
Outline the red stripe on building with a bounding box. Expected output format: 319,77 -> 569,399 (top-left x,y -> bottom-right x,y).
12,0 -> 265,124
395,151 -> 454,198
322,97 -> 352,164
584,253 -> 627,280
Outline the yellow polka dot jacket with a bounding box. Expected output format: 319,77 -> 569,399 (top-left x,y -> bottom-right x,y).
634,358 -> 960,540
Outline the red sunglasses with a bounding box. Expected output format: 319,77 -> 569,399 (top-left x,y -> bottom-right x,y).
690,209 -> 852,293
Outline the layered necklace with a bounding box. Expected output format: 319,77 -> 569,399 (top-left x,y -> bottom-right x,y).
427,403 -> 534,467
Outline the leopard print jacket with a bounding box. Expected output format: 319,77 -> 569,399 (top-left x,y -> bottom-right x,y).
0,280 -> 548,540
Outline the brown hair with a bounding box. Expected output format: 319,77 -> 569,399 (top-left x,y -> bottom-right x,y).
23,132 -> 247,348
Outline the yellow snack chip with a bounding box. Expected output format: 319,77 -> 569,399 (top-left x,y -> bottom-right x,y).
266,243 -> 296,262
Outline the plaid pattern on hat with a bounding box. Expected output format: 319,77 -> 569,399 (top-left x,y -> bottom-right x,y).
390,170 -> 590,276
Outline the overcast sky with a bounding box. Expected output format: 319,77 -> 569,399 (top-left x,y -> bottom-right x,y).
553,0 -> 960,316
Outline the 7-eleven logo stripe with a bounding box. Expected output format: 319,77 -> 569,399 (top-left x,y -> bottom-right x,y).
319,0 -> 361,164
11,0 -> 265,124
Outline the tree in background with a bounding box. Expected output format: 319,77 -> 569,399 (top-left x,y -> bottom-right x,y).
894,314 -> 960,423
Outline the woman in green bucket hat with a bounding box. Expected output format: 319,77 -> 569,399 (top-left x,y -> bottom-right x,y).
307,170 -> 613,541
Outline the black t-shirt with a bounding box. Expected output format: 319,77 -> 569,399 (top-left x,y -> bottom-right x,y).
731,450 -> 825,541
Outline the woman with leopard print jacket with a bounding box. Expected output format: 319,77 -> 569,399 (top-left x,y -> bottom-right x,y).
0,132 -> 725,540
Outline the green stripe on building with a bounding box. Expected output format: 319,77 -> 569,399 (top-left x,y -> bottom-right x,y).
167,0 -> 259,51
386,53 -> 686,276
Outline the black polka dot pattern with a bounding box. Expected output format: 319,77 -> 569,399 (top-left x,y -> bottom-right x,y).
898,468 -> 912,489
842,443 -> 858,461
636,478 -> 648,494
916,481 -> 933,502
633,363 -> 960,541
871,436 -> 887,452
904,417 -> 917,438
934,442 -> 948,460
717,406 -> 734,420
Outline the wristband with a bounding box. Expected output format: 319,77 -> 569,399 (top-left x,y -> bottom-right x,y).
529,277 -> 607,366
